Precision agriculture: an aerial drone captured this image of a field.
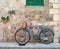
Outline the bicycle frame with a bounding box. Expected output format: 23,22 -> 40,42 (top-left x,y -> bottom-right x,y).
24,25 -> 48,40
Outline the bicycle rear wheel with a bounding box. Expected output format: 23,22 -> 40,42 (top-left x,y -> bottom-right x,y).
15,28 -> 30,45
40,29 -> 54,44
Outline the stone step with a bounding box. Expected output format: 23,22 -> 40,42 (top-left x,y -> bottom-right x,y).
0,43 -> 60,48
0,47 -> 60,49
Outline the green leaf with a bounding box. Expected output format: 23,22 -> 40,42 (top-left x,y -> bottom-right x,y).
8,10 -> 16,15
1,16 -> 9,20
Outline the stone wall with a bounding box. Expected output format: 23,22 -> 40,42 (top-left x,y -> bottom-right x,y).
0,0 -> 60,43
49,0 -> 60,43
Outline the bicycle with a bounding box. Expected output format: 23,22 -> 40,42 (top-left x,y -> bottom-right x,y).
15,21 -> 54,45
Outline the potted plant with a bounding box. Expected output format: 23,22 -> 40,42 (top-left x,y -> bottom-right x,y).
1,16 -> 9,24
8,10 -> 16,18
8,10 -> 16,15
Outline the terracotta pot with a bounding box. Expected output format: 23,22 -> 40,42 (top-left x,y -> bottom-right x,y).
2,20 -> 8,24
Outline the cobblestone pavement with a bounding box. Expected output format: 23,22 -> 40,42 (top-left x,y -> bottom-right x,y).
0,43 -> 60,49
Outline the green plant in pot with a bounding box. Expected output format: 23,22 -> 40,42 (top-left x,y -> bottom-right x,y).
8,10 -> 16,15
1,16 -> 9,24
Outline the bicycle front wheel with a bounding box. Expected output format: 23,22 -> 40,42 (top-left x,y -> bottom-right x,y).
15,28 -> 30,45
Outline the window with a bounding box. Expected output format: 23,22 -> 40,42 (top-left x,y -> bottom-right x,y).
26,0 -> 44,6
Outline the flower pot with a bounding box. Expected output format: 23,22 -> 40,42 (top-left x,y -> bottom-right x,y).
2,20 -> 8,24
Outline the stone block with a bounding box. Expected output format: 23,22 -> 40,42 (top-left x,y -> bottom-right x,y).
59,22 -> 60,27
49,0 -> 59,3
48,22 -> 59,27
21,0 -> 26,5
53,14 -> 60,21
54,37 -> 59,43
49,3 -> 53,9
54,32 -> 60,38
49,9 -> 59,14
54,27 -> 60,32
53,4 -> 60,8
54,27 -> 60,43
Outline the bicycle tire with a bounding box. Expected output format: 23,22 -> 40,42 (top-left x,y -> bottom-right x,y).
40,28 -> 54,44
15,28 -> 31,45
